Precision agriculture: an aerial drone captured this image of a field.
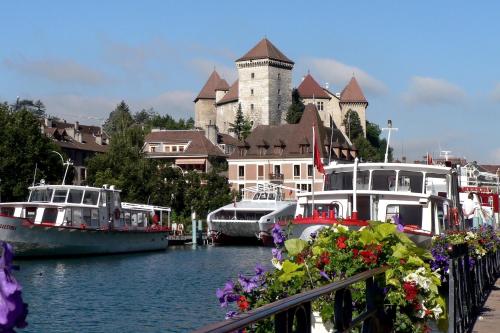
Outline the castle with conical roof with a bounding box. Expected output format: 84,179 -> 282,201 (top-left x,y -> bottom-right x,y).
194,38 -> 368,138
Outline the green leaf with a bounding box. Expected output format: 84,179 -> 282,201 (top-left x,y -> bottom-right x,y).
359,229 -> 376,245
391,243 -> 409,259
407,255 -> 424,267
279,261 -> 305,283
374,222 -> 396,239
285,239 -> 308,256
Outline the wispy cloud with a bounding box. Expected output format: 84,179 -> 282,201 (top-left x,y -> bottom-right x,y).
144,90 -> 195,119
488,148 -> 500,164
304,57 -> 388,96
3,57 -> 108,85
189,58 -> 237,83
402,76 -> 466,106
490,82 -> 500,102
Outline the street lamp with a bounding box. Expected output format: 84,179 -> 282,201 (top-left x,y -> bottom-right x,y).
382,120 -> 398,163
51,151 -> 73,185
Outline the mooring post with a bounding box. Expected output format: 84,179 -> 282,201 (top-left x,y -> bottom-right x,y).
191,210 -> 197,249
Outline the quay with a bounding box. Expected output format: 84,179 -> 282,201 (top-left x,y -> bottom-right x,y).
472,278 -> 500,333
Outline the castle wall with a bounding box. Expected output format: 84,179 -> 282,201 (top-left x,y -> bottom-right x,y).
268,65 -> 292,124
339,102 -> 367,138
195,99 -> 216,130
216,101 -> 238,134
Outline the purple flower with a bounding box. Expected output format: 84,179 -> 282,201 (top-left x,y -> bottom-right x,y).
0,242 -> 28,331
397,224 -> 404,232
319,270 -> 330,280
272,224 -> 286,246
238,274 -> 258,293
225,311 -> 238,319
216,280 -> 239,307
254,263 -> 265,277
272,248 -> 283,261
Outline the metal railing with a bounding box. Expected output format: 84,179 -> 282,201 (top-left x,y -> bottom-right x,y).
447,244 -> 500,333
192,266 -> 389,333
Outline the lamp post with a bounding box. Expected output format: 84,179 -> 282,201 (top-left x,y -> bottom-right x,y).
51,151 -> 73,185
382,120 -> 398,163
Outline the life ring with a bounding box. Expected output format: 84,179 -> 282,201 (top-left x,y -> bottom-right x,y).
451,207 -> 460,226
114,208 -> 121,219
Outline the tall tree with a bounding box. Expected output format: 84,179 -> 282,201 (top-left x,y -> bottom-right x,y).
353,121 -> 392,162
228,103 -> 252,140
0,104 -> 63,201
342,110 -> 363,141
286,88 -> 305,124
103,101 -> 134,135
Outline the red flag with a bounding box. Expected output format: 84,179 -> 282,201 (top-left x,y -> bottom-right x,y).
427,153 -> 433,165
314,138 -> 325,174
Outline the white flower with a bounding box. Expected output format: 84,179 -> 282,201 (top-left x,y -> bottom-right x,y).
465,231 -> 477,241
417,303 -> 427,318
271,258 -> 283,270
431,305 -> 443,319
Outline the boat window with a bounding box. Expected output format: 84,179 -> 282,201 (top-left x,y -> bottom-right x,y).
83,208 -> 92,226
425,173 -> 447,195
260,193 -> 268,200
73,208 -> 83,225
355,171 -> 370,190
253,193 -> 260,200
41,208 -> 58,224
268,193 -> 276,200
398,171 -> 423,193
25,207 -> 37,219
29,188 -> 53,202
304,203 -> 336,217
212,210 -> 273,221
64,208 -> 73,226
53,189 -> 68,203
326,172 -> 353,190
0,207 -> 15,216
385,205 -> 423,229
131,212 -> 138,226
138,212 -> 145,227
83,190 -> 99,205
67,189 -> 84,204
372,170 -> 397,191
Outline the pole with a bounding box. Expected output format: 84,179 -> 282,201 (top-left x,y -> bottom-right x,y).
352,157 -> 359,220
191,209 -> 197,248
382,120 -> 398,163
312,125 -> 315,215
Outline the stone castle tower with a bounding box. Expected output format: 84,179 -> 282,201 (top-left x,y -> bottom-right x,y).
235,38 -> 293,126
194,38 -> 368,139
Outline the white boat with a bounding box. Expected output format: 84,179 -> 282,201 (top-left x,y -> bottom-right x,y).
0,184 -> 171,257
207,183 -> 298,245
289,159 -> 463,247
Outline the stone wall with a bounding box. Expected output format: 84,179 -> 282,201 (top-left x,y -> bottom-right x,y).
216,101 -> 238,134
195,99 -> 216,130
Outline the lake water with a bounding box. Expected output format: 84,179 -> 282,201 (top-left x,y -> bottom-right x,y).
15,245 -> 273,333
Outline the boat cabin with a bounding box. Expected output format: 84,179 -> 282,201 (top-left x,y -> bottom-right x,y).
295,162 -> 462,235
0,184 -> 171,230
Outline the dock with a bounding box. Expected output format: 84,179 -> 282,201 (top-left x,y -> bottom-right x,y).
168,233 -> 208,245
472,277 -> 500,333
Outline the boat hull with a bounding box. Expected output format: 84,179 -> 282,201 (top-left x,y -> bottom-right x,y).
0,215 -> 168,257
208,220 -> 261,245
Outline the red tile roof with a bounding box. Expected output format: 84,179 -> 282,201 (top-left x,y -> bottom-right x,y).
236,38 -> 294,64
340,77 -> 367,103
42,120 -> 109,153
215,78 -> 230,91
194,70 -> 222,102
229,104 -> 353,160
145,130 -> 225,157
297,74 -> 331,99
217,80 -> 239,105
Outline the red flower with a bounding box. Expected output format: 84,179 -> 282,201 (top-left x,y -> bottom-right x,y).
360,250 -> 378,264
352,249 -> 359,257
237,296 -> 249,311
296,253 -> 305,264
400,259 -> 406,265
403,282 -> 418,302
320,252 -> 330,265
337,236 -> 347,249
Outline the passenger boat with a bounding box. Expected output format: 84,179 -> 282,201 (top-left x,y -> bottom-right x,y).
289,159 -> 463,247
207,183 -> 298,245
0,184 -> 171,257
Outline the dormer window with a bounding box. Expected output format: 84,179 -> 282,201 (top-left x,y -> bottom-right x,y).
251,104 -> 254,110
251,73 -> 255,79
317,101 -> 324,111
278,73 -> 281,80
251,89 -> 254,95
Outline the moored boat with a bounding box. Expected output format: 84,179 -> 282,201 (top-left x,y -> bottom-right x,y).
289,159 -> 464,247
0,184 -> 171,257
207,183 -> 298,245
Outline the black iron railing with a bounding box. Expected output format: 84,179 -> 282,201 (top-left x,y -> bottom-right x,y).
447,244 -> 500,333
192,266 -> 388,333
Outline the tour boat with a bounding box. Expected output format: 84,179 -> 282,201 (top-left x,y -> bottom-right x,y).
207,183 -> 298,245
0,184 -> 171,257
288,159 -> 463,247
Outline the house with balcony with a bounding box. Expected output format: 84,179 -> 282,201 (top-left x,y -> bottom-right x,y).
227,104 -> 356,199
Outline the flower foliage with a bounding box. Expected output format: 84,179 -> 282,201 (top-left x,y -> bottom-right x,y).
0,242 -> 28,332
216,222 -> 446,333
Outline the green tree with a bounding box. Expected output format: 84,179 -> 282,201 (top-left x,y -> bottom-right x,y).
286,88 -> 305,124
353,121 -> 392,162
0,104 -> 63,201
103,101 -> 134,135
343,110 -> 363,141
228,103 -> 252,140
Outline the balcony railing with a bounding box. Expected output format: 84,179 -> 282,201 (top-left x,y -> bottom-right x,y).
269,173 -> 284,183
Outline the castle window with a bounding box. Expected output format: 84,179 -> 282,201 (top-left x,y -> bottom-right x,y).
238,166 -> 245,178
278,89 -> 281,95
293,165 -> 300,178
278,73 -> 281,80
278,103 -> 280,110
251,104 -> 254,110
251,89 -> 254,95
317,101 -> 324,111
251,73 -> 255,79
308,164 -> 313,177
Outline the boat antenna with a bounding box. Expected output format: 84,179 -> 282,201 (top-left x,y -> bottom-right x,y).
32,162 -> 38,186
382,119 -> 398,163
51,150 -> 73,185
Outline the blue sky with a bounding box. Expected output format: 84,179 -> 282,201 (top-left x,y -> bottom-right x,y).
1,1 -> 500,163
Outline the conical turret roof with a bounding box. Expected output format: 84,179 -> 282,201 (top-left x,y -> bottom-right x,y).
194,70 -> 222,102
297,74 -> 331,99
236,38 -> 294,64
340,76 -> 367,103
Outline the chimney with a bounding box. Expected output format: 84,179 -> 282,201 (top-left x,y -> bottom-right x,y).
75,121 -> 80,130
335,92 -> 340,98
206,120 -> 218,145
44,117 -> 52,127
325,82 -> 329,90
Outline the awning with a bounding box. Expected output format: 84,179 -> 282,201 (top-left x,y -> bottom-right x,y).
175,158 -> 206,165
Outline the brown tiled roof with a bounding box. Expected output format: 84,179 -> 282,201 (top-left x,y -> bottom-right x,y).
215,78 -> 230,91
229,104 -> 352,160
478,165 -> 500,174
340,77 -> 367,103
218,133 -> 240,146
297,74 -> 331,99
194,70 -> 222,102
217,80 -> 239,105
145,130 -> 225,157
42,120 -> 109,153
236,38 -> 294,64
